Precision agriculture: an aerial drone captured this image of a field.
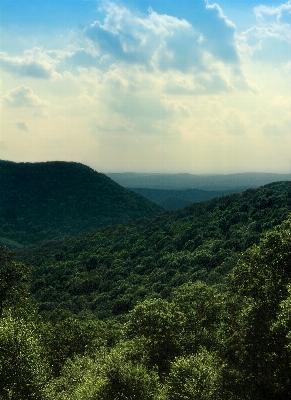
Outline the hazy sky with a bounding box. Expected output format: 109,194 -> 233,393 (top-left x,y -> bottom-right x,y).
1,0 -> 290,173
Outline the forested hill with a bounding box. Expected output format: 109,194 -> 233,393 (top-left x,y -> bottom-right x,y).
0,160 -> 163,247
4,182 -> 291,399
19,180 -> 291,320
3,215 -> 291,399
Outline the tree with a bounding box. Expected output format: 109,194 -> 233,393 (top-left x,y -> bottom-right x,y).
164,349 -> 226,400
124,298 -> 185,375
0,313 -> 50,399
0,246 -> 31,316
39,317 -> 107,376
224,215 -> 291,398
172,281 -> 224,354
44,348 -> 160,400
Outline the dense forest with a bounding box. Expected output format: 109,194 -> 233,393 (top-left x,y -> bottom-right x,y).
2,214 -> 291,399
1,161 -> 291,399
18,180 -> 291,320
0,160 -> 163,247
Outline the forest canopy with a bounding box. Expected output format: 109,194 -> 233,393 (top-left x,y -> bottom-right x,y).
1,213 -> 291,399
1,163 -> 291,398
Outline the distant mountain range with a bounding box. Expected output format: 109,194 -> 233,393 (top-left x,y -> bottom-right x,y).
107,172 -> 291,191
0,160 -> 163,247
128,187 -> 239,210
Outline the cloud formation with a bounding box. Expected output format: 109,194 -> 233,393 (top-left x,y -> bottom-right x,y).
85,1 -> 240,72
3,86 -> 46,108
254,1 -> 291,26
0,47 -> 58,79
85,6 -> 198,71
0,0 -> 290,174
240,1 -> 291,63
76,1 -> 250,95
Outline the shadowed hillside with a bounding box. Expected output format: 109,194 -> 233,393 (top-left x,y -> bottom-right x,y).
0,160 -> 163,246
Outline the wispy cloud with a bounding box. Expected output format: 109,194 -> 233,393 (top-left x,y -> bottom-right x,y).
254,1 -> 291,26
15,121 -> 28,131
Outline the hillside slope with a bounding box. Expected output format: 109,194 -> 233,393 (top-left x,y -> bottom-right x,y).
0,160 -> 163,246
18,181 -> 291,319
4,206 -> 291,399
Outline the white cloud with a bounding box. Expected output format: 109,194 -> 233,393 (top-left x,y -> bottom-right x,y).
85,1 -> 240,72
1,1 -> 290,174
85,5 -> 199,71
239,1 -> 291,63
3,85 -> 46,108
203,2 -> 238,63
0,2 -> 249,94
254,1 -> 291,26
165,71 -> 232,95
3,85 -> 48,118
78,1 -> 250,94
0,47 -> 59,79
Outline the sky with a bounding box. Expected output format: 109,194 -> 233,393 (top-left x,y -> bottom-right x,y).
0,0 -> 290,174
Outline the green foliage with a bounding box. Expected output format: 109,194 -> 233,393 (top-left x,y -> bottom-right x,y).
3,180 -> 291,399
222,215 -> 291,399
0,246 -> 32,317
164,349 -> 225,400
124,298 -> 185,375
172,281 -> 224,353
44,355 -> 103,400
227,215 -> 291,302
45,350 -> 160,400
39,317 -> 108,376
96,348 -> 160,400
273,284 -> 291,348
0,313 -> 50,400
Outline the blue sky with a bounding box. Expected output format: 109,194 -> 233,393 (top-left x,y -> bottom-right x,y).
1,0 -> 290,173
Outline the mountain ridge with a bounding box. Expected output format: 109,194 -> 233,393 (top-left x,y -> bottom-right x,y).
0,160 -> 163,246
107,171 -> 291,190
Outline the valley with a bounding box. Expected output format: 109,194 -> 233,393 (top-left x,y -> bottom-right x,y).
1,161 -> 291,399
